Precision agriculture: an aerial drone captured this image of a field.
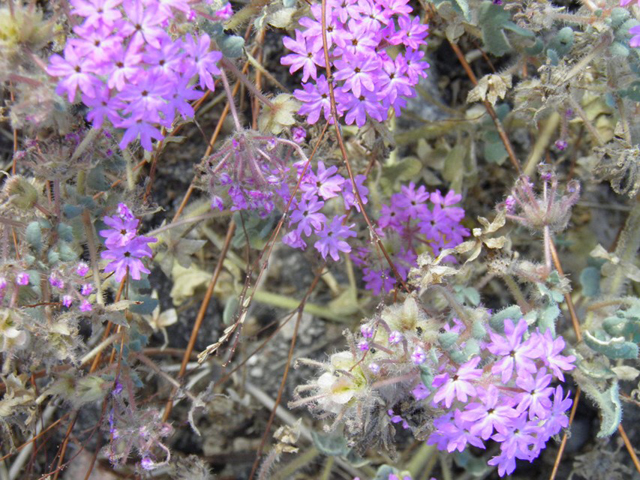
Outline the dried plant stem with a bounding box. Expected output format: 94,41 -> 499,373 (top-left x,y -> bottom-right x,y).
221,57 -> 274,109
219,68 -> 243,132
549,387 -> 581,480
248,273 -> 321,480
162,221 -> 236,422
448,40 -> 522,175
617,423 -> 640,473
525,112 -> 560,177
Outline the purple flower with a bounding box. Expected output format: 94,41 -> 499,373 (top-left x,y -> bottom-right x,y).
412,346 -> 426,365
120,1 -> 167,49
361,324 -> 374,338
80,300 -> 93,312
390,16 -> 429,50
292,127 -> 306,143
47,45 -> 99,101
49,274 -> 65,289
301,162 -> 345,200
534,329 -> 575,380
184,33 -> 222,92
515,369 -> 554,420
343,90 -> 386,127
117,116 -> 164,151
358,340 -> 370,351
540,386 -> 572,441
389,330 -> 403,344
70,0 -> 123,28
369,362 -> 380,374
631,24 -> 640,48
363,267 -> 395,295
488,318 -> 540,383
281,30 -> 324,83
16,272 -> 30,286
461,385 -> 519,440
289,196 -> 326,237
433,356 -> 482,408
334,52 -> 380,98
342,175 -> 369,212
101,236 -> 156,282
314,215 -> 357,261
62,295 -> 74,308
81,283 -> 94,296
295,76 -> 334,124
100,214 -> 140,247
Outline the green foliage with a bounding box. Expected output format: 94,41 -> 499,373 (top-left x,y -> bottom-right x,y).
431,0 -> 470,21
478,1 -> 533,57
574,359 -> 622,438
489,305 -> 523,333
580,266 -> 601,298
584,330 -> 639,359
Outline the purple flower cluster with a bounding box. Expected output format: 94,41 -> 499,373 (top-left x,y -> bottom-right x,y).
207,133 -> 298,215
282,0 -> 430,127
47,0 -> 226,151
100,204 -> 157,282
352,185 -> 469,295
48,261 -> 95,312
282,161 -> 367,261
427,319 -> 575,477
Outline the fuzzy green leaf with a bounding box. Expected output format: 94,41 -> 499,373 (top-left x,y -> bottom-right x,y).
584,330 -> 639,359
580,266 -> 601,297
312,431 -> 349,457
489,305 -> 522,333
26,221 -> 42,253
574,366 -> 622,438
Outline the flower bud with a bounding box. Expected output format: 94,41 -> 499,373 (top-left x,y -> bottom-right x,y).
3,176 -> 38,210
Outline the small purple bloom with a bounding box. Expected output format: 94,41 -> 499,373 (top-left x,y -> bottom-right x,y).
16,272 -> 30,286
76,262 -> 90,277
80,300 -> 93,312
62,295 -> 74,308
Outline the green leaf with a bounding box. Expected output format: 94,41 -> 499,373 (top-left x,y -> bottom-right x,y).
609,41 -> 630,58
129,294 -> 159,315
579,266 -> 601,297
26,221 -> 42,253
63,204 -> 83,219
419,364 -> 434,390
489,305 -> 522,333
217,34 -> 245,58
438,331 -> 458,349
484,141 -> 508,165
432,0 -> 470,21
547,27 -> 574,57
478,1 -> 533,56
57,223 -> 74,243
372,466 -> 397,480
584,330 -> 639,359
312,431 -> 349,457
471,320 -> 487,339
619,81 -> 640,102
574,366 -> 622,438
87,166 -> 110,192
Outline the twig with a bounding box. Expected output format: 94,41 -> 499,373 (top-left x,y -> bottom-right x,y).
448,41 -> 522,175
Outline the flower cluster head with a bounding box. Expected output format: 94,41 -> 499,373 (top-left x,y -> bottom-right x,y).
427,318 -> 575,476
205,132 -> 301,215
282,160 -> 367,261
100,203 -> 157,282
282,0 -> 430,127
352,185 -> 469,295
47,0 -> 227,151
293,293 -> 575,476
501,164 -> 580,233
